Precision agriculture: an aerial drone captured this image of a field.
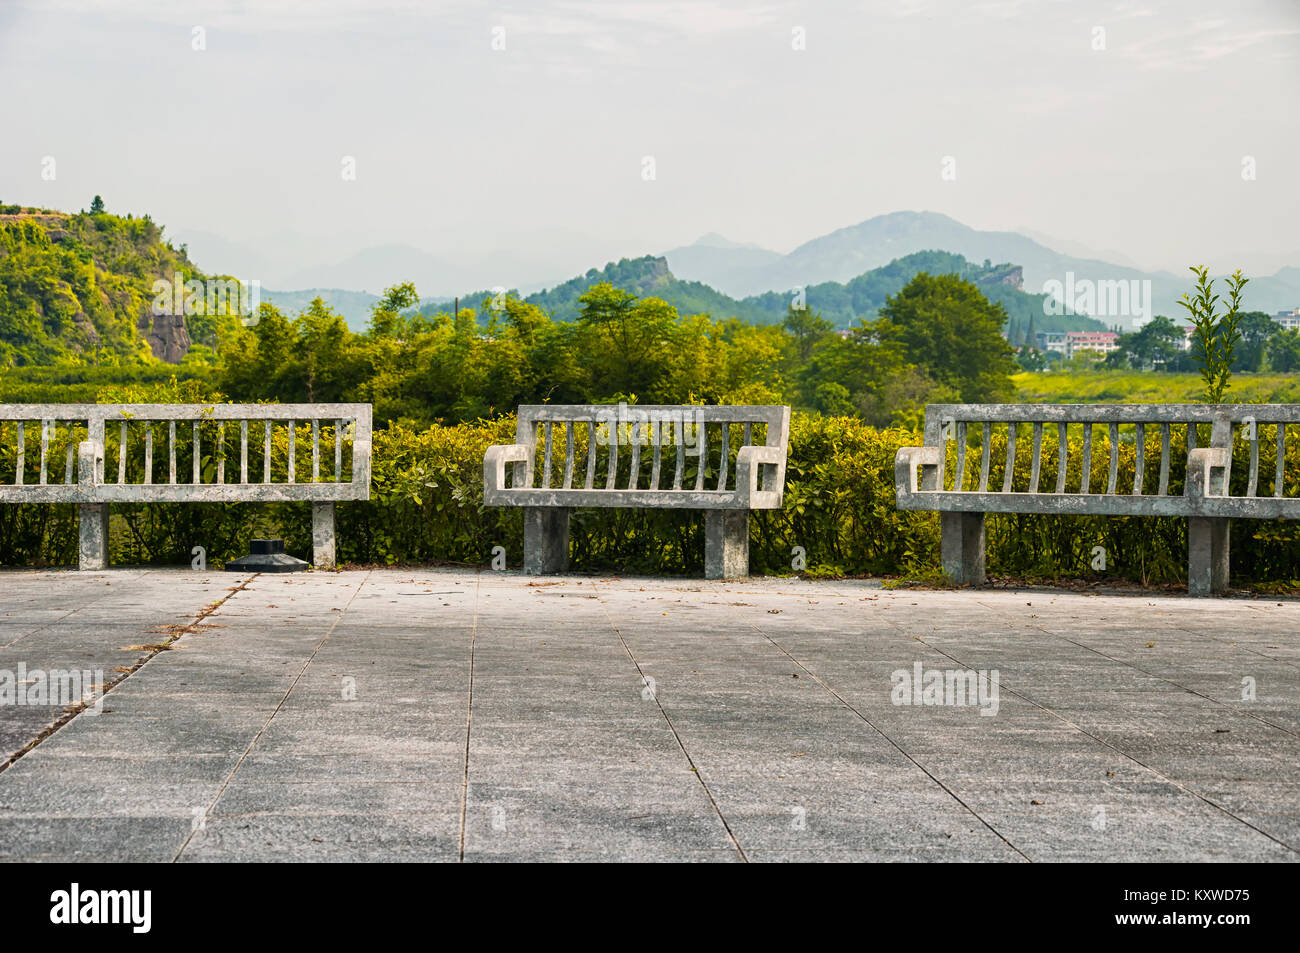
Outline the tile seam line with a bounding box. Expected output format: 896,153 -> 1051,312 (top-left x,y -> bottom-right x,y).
457,569 -> 482,863
914,635 -> 1298,856
1035,625 -> 1300,740
0,572 -> 256,778
0,568 -> 153,651
971,595 -> 1300,671
712,579 -> 1032,863
592,577 -> 749,863
170,570 -> 372,862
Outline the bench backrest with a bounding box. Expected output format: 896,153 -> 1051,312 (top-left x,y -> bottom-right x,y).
920,403 -> 1299,500
512,404 -> 789,493
0,404 -> 372,503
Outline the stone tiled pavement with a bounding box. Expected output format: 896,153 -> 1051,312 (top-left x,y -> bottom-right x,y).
0,569 -> 1296,862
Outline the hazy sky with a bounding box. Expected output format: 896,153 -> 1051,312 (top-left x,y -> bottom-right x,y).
2,0 -> 1297,289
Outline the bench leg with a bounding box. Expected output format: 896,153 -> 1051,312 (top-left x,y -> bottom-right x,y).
705,510 -> 749,580
940,511 -> 985,585
1188,517 -> 1229,596
312,501 -> 336,570
524,507 -> 571,574
78,503 -> 109,571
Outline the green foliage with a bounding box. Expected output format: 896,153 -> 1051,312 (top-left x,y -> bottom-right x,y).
1179,266 -> 1249,403
1014,369 -> 1300,405
0,211 -> 246,367
872,272 -> 1017,403
1267,328 -> 1300,373
1105,315 -> 1194,372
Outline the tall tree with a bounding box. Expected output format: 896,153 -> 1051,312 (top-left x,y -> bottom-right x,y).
871,272 -> 1017,402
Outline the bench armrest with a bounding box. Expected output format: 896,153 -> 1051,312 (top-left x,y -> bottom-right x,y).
1185,446 -> 1231,499
895,446 -> 942,497
736,444 -> 787,507
483,444 -> 532,505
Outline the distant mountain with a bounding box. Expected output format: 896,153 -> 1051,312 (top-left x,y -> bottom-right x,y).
261,288 -> 379,331
280,244 -> 460,297
739,251 -> 1104,333
431,251 -> 1104,335
663,211 -> 1300,330
661,233 -> 784,296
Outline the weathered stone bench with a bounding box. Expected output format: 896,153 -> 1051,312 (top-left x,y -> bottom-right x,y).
895,403 -> 1300,595
0,403 -> 372,570
484,403 -> 790,578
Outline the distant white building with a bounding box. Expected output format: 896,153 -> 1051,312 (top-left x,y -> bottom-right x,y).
1274,308 -> 1300,332
1035,331 -> 1069,357
1065,331 -> 1118,359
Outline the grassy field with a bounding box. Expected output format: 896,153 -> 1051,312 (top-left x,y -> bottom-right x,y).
1014,370 -> 1300,404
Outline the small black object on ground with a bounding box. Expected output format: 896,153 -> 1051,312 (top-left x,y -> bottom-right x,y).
224,539 -> 308,573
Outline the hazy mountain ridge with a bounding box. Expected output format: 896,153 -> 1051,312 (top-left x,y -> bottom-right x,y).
662,211 -> 1300,330
422,251 -> 1103,336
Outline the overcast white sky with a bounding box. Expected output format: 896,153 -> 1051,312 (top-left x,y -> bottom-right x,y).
1,0 -> 1297,287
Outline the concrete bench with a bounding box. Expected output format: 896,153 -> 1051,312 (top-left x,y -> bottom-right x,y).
0,403 -> 372,570
484,403 -> 790,578
895,403 -> 1300,595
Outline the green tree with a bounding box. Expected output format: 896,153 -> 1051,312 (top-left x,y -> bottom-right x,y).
871,272 -> 1017,402
1232,311 -> 1277,372
1179,266 -> 1248,403
783,303 -> 834,363
367,282 -> 419,338
89,195 -> 105,214
576,282 -> 676,398
1267,328 -> 1300,372
1105,315 -> 1187,371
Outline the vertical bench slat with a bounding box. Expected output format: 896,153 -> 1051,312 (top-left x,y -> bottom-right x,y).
605,420 -> 619,490
287,419 -> 296,485
743,422 -> 752,448
1055,423 -> 1068,493
1159,423 -> 1171,496
1187,422 -> 1197,452
14,422 -> 23,485
335,419 -> 343,481
542,422 -> 553,489
650,420 -> 662,490
1106,422 -> 1119,494
1247,423 -> 1259,498
1276,424 -> 1286,499
241,421 -> 249,484
978,422 -> 991,492
263,421 -> 272,484
1133,422 -> 1145,495
118,421 -> 127,484
954,422 -> 967,491
65,443 -> 74,485
1080,425 -> 1092,493
718,424 -> 730,491
628,421 -> 641,490
39,419 -> 50,485
192,421 -> 201,484
312,420 -> 320,483
563,421 -> 575,489
1028,422 -> 1042,493
217,423 -> 226,484
694,421 -> 707,491
585,422 -> 597,489
144,425 -> 153,485
1001,423 -> 1016,493
673,421 -> 684,490
169,421 -> 177,485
